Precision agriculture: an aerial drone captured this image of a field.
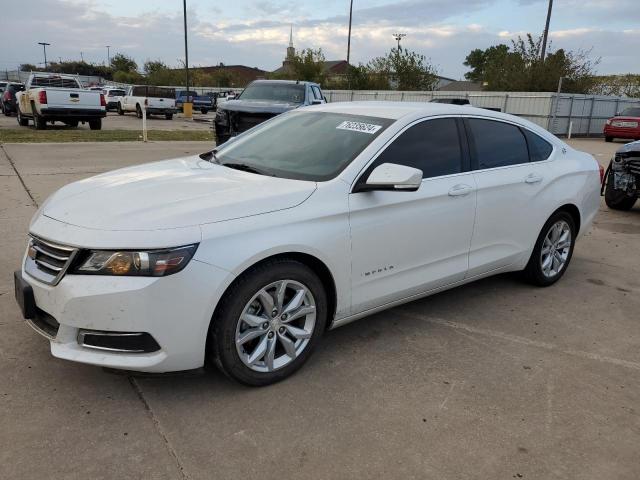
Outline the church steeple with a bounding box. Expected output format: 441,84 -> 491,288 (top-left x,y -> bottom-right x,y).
286,24 -> 295,60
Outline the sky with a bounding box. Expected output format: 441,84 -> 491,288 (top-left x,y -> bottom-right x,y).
1,0 -> 638,79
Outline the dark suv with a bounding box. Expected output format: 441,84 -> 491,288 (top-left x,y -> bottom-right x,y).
1,83 -> 25,116
214,80 -> 326,144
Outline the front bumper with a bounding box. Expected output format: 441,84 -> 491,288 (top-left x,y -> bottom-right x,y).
17,256 -> 232,372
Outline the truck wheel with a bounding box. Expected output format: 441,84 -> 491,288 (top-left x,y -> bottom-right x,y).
165,113 -> 173,120
117,103 -> 124,115
605,136 -> 613,143
89,119 -> 102,130
200,108 -> 208,114
604,171 -> 637,210
17,109 -> 29,126
33,113 -> 46,130
136,104 -> 142,119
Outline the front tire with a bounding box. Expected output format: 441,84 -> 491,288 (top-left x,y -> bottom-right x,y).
136,104 -> 142,119
523,211 -> 576,286
89,119 -> 102,130
605,136 -> 613,143
165,113 -> 173,120
604,170 -> 637,210
209,259 -> 327,386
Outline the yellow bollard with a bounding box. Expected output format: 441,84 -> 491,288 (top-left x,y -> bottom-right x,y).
183,102 -> 193,118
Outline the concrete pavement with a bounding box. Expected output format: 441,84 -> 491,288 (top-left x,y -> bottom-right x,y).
0,138 -> 639,480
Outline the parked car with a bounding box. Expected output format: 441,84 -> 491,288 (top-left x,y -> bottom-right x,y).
14,102 -> 600,385
117,85 -> 177,119
214,79 -> 326,144
1,82 -> 25,116
15,73 -> 106,130
102,87 -> 127,111
175,90 -> 215,114
602,140 -> 639,210
604,107 -> 640,142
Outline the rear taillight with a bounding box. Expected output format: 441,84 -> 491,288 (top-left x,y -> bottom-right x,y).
100,94 -> 106,107
599,164 -> 605,184
38,91 -> 47,104
605,119 -> 612,126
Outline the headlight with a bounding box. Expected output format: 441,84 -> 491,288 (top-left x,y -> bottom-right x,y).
71,244 -> 198,277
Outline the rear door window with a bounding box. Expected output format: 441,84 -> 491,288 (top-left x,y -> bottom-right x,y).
467,118 -> 529,169
523,130 -> 553,162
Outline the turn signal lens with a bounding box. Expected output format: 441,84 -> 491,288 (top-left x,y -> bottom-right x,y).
73,244 -> 198,277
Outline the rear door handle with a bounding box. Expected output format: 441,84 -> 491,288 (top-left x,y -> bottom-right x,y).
525,173 -> 543,184
448,184 -> 474,197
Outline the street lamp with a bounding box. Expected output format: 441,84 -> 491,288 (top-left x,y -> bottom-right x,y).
182,0 -> 192,117
38,42 -> 50,69
392,33 -> 406,51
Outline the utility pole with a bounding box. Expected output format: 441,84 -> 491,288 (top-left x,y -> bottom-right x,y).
38,42 -> 50,69
80,51 -> 84,62
346,0 -> 353,65
540,0 -> 553,61
106,45 -> 111,66
183,0 -> 191,117
392,33 -> 406,51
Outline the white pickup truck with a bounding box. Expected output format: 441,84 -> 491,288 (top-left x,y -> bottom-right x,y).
16,73 -> 106,130
117,85 -> 177,119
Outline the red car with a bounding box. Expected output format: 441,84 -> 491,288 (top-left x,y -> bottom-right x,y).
604,107 -> 640,142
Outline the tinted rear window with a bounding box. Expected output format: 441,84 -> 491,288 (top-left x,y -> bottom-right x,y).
108,89 -> 125,96
524,130 -> 553,162
620,108 -> 640,117
8,84 -> 25,93
31,77 -> 80,88
132,86 -> 175,98
468,119 -> 529,169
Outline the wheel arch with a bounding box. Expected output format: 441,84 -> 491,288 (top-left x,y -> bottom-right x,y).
553,203 -> 581,235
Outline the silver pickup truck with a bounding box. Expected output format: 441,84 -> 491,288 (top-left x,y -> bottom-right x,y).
16,73 -> 106,130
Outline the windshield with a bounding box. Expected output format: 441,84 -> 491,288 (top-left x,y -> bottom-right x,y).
108,89 -> 125,96
215,111 -> 393,181
620,108 -> 640,117
238,83 -> 305,104
178,90 -> 198,97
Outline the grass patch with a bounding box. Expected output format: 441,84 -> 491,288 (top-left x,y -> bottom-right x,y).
0,128 -> 213,143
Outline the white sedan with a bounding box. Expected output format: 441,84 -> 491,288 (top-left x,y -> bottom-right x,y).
15,102 -> 601,385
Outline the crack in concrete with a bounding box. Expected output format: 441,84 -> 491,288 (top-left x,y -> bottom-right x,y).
0,145 -> 38,208
395,309 -> 640,372
127,376 -> 189,480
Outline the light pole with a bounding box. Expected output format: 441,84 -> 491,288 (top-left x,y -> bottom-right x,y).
346,0 -> 353,66
392,33 -> 406,51
183,0 -> 192,117
540,0 -> 553,61
106,45 -> 111,66
38,42 -> 50,69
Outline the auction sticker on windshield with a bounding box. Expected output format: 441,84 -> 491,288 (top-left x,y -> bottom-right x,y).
336,121 -> 382,134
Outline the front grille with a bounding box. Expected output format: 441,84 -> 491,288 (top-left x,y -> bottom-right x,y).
24,236 -> 78,285
233,112 -> 277,133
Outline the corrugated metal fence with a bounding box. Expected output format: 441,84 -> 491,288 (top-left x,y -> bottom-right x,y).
324,90 -> 640,136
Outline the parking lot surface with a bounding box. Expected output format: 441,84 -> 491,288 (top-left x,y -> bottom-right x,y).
1,138 -> 639,479
0,110 -> 213,131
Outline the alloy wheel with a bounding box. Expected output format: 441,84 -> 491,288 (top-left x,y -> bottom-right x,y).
235,279 -> 316,373
540,220 -> 572,278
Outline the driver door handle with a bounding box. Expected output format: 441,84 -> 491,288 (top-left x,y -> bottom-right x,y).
448,184 -> 474,197
525,173 -> 543,184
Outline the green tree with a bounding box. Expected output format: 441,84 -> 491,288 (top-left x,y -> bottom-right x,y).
367,47 -> 439,91
288,48 -> 327,83
19,63 -> 38,72
110,53 -> 138,73
463,44 -> 510,82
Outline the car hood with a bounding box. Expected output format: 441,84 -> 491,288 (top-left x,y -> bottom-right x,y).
42,156 -> 316,231
219,100 -> 300,114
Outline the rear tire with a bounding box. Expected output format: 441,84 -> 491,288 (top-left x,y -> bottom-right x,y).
136,104 -> 142,119
165,113 -> 173,120
209,258 -> 327,386
117,103 -> 124,115
605,136 -> 613,143
17,109 -> 28,126
201,108 -> 208,114
89,119 -> 102,130
604,171 -> 637,210
522,211 -> 576,287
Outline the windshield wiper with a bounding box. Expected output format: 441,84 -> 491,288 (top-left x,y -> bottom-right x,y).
221,162 -> 274,176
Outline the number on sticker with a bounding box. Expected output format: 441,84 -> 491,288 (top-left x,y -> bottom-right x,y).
336,121 -> 382,134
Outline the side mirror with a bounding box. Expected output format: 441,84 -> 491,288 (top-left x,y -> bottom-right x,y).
356,163 -> 422,193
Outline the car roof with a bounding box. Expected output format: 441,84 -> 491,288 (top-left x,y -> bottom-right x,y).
306,101 -> 501,120
249,79 -> 318,87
